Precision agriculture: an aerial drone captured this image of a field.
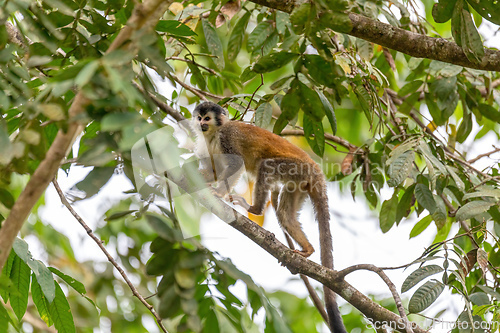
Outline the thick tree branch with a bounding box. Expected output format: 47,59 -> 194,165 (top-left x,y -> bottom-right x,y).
248,0 -> 500,72
164,174 -> 425,333
0,0 -> 174,272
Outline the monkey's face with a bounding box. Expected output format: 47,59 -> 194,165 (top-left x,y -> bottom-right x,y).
192,102 -> 228,136
196,112 -> 216,133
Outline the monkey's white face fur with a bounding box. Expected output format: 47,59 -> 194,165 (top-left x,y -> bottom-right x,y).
193,111 -> 217,137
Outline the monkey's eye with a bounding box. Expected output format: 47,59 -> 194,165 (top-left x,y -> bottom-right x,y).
198,116 -> 202,121
204,117 -> 210,121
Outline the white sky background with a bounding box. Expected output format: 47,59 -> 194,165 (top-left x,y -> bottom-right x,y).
25,11 -> 500,333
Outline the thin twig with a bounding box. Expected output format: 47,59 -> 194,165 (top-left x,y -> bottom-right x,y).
52,178 -> 169,333
167,72 -> 221,101
281,129 -> 358,151
439,193 -> 457,217
336,264 -> 415,333
166,56 -> 218,75
238,73 -> 264,120
132,81 -> 185,122
468,146 -> 500,164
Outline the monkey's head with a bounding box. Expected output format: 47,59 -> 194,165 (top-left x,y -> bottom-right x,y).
192,102 -> 228,135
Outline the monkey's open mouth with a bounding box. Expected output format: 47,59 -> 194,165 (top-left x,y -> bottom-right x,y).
201,124 -> 209,132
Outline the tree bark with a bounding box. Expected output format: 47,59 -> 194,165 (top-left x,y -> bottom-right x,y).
249,0 -> 500,72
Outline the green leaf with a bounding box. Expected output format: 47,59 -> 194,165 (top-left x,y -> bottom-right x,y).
0,302 -> 9,333
451,0 -> 464,46
247,21 -> 274,52
296,81 -> 324,121
0,119 -> 14,165
408,280 -> 444,313
159,284 -> 181,318
455,200 -> 495,221
478,103 -> 500,123
461,3 -> 485,63
402,265 -> 444,293
101,112 -> 142,131
318,91 -> 336,134
48,267 -> 86,295
30,260 -> 55,303
466,0 -> 500,25
12,239 -> 55,302
273,112 -> 289,134
432,195 -> 448,229
146,214 -> 182,243
227,12 -> 251,61
174,268 -> 196,289
10,255 -> 30,320
156,20 -> 196,36
380,192 -> 399,233
202,19 -> 224,70
303,114 -> 325,157
432,0 -> 458,23
470,292 -> 490,306
463,186 -> 500,200
31,274 -> 53,326
202,310 -> 220,333
188,62 -> 206,90
415,184 -> 437,214
425,93 -> 443,125
49,282 -> 76,333
0,188 -> 14,208
353,85 -> 373,122
105,209 -> 138,221
275,11 -> 289,35
396,184 -> 416,223
75,61 -> 99,88
410,215 -> 433,238
399,80 -> 424,97
318,11 -> 352,33
303,55 -> 337,88
456,109 -> 472,143
252,52 -> 299,73
74,167 -> 115,199
255,102 -> 273,129
289,3 -> 311,34
387,150 -> 415,187
274,79 -> 301,132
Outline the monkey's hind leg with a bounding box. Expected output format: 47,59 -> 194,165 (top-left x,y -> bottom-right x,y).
276,184 -> 314,257
247,159 -> 276,215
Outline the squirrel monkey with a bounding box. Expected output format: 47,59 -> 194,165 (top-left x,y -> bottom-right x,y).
192,102 -> 346,333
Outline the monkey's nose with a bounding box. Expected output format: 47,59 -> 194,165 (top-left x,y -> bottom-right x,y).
201,124 -> 209,131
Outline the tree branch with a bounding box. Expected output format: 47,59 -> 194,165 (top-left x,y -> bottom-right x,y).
248,0 -> 500,72
337,264 -> 414,333
468,146 -> 500,164
164,173 -> 425,333
52,179 -> 169,333
0,0 -> 175,272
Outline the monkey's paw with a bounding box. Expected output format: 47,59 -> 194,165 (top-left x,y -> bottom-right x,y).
229,195 -> 251,210
293,248 -> 314,258
211,186 -> 227,199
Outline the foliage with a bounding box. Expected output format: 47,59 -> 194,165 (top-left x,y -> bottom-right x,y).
0,0 -> 500,331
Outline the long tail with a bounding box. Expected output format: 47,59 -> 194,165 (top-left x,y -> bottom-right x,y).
310,177 -> 347,333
